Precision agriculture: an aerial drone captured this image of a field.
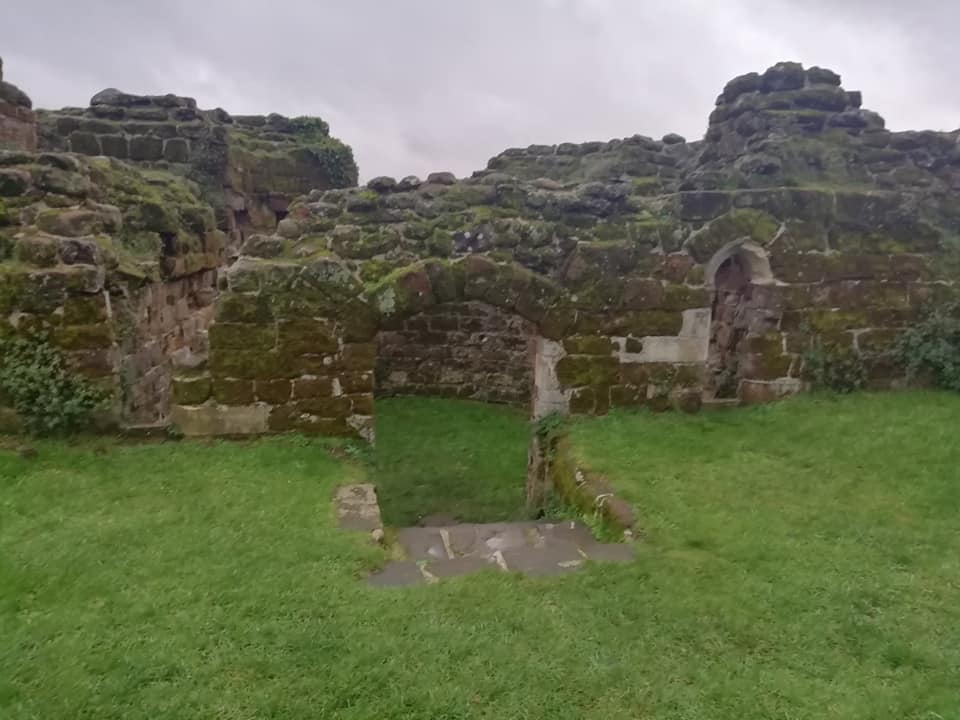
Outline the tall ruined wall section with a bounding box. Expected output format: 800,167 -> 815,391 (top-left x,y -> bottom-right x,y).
36,90 -> 358,250
0,60 -> 229,429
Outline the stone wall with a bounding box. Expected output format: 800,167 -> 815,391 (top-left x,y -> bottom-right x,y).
3,59 -> 959,440
171,256 -> 379,440
0,59 -> 37,152
0,145 -> 223,429
117,270 -> 217,425
36,90 -> 358,248
376,301 -> 536,406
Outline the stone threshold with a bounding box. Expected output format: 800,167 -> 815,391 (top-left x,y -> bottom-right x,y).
333,483 -> 635,587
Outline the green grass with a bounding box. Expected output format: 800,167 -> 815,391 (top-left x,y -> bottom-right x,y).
370,396 -> 530,525
1,393 -> 959,719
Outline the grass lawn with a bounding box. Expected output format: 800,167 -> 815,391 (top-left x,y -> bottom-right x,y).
371,397 -> 530,525
2,392 -> 959,719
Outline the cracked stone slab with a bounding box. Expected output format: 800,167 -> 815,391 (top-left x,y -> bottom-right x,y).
367,561 -> 425,587
478,522 -> 542,554
335,484 -> 383,532
423,556 -> 500,579
579,542 -> 636,563
396,527 -> 451,561
501,542 -> 585,577
537,520 -> 598,548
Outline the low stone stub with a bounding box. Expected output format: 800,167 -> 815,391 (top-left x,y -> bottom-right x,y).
170,403 -> 270,436
533,337 -> 570,419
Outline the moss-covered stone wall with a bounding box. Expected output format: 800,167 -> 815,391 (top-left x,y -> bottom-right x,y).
179,64 -> 958,438
376,301 -> 536,406
36,90 -> 358,248
0,145 -> 223,429
2,58 -> 957,439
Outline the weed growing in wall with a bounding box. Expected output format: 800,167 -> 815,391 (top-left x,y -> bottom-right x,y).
0,337 -> 106,435
800,335 -> 866,394
894,301 -> 960,391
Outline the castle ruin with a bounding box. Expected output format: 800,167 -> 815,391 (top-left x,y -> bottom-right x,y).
1,59 -> 957,439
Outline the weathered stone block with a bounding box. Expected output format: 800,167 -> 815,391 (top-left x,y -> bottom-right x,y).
610,384 -> 645,408
277,318 -> 337,355
677,191 -> 732,221
209,350 -> 295,379
173,376 -> 212,405
62,295 -> 110,324
99,135 -> 128,159
340,372 -> 374,394
127,134 -> 165,161
53,323 -> 114,351
163,137 -> 190,163
661,284 -> 710,311
601,310 -> 684,338
15,235 -> 59,267
213,378 -> 255,405
0,168 -> 30,196
555,355 -> 618,388
171,404 -> 269,436
622,277 -> 664,309
209,322 -> 276,351
215,293 -> 274,323
340,343 -> 376,370
35,208 -> 103,237
256,379 -> 292,404
770,252 -> 828,283
562,335 -> 615,356
296,396 -> 351,417
293,377 -> 333,398
68,131 -> 101,155
348,393 -> 374,415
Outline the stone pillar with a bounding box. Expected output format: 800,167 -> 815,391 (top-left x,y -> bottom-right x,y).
532,337 -> 569,419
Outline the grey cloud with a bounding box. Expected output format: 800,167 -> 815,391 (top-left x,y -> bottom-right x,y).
3,0 -> 957,180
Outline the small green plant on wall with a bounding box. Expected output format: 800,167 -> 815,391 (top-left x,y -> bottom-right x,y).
894,301 -> 960,391
0,336 -> 106,436
800,335 -> 866,394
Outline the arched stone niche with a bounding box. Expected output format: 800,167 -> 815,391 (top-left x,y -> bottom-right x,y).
705,241 -> 778,398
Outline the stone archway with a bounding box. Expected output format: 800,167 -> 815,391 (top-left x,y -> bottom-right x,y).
705,241 -> 773,398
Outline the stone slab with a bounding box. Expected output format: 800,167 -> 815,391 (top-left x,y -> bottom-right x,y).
501,542 -> 585,577
537,520 -> 597,547
367,561 -> 425,588
579,542 -> 636,563
423,556 -> 499,579
334,483 -> 383,532
396,527 -> 450,561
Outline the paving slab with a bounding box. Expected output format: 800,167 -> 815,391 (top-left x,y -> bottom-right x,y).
445,524 -> 483,557
501,541 -> 585,577
537,520 -> 598,548
368,561 -> 425,587
395,527 -> 450,561
579,542 -> 636,563
334,484 -> 383,532
478,522 -> 541,554
423,556 -> 499,579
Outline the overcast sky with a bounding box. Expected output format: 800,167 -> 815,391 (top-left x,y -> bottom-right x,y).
3,1 -> 958,181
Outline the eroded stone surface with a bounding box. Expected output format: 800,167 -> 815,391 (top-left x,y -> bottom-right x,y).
368,519 -> 635,586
